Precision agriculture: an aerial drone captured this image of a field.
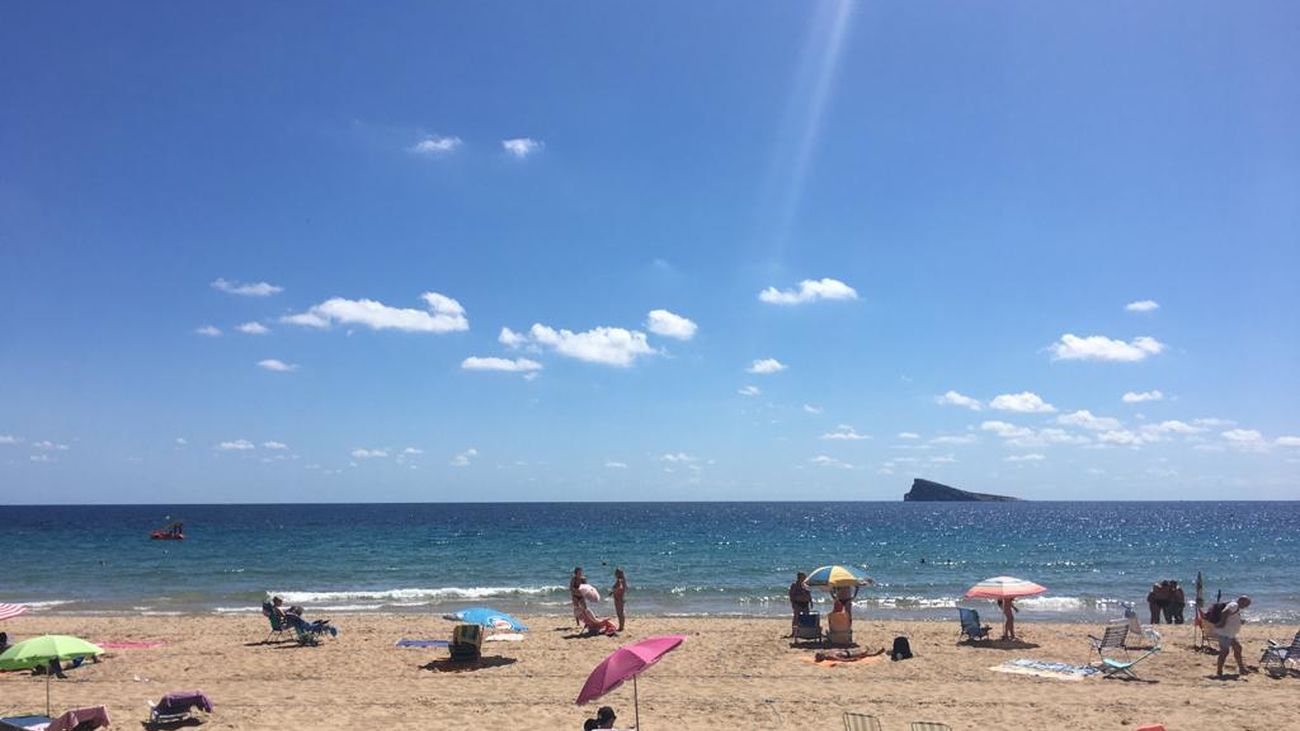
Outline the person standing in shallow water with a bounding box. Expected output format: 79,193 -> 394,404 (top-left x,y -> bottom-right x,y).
570,567 -> 587,627
611,568 -> 627,631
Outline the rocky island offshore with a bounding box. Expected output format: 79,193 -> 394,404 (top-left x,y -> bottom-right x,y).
903,477 -> 1021,502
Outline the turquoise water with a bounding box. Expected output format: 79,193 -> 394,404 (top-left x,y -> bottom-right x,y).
3,502 -> 1297,622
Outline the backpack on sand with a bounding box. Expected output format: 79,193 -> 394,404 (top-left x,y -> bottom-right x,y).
890,636 -> 913,661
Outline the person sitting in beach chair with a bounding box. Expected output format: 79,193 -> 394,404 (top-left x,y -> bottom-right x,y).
284,612 -> 337,645
147,691 -> 213,728
1260,628 -> 1300,678
578,605 -> 618,636
261,601 -> 291,643
449,623 -> 483,662
957,607 -> 991,642
827,601 -> 853,647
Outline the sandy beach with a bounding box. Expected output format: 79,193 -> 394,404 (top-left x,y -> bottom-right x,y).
1,613 -> 1292,730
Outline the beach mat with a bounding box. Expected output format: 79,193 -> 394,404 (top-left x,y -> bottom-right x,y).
799,654 -> 885,668
97,640 -> 165,649
396,639 -> 450,648
991,659 -> 1099,681
485,633 -> 525,642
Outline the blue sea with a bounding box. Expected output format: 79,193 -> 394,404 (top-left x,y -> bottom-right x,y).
3,502 -> 1297,623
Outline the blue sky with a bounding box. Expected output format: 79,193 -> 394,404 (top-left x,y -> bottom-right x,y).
2,1 -> 1297,502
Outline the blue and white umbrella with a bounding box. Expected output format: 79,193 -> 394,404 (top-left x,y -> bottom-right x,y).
443,607 -> 528,632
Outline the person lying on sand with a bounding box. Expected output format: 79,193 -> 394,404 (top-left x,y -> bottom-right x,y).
814,647 -> 887,662
579,605 -> 618,636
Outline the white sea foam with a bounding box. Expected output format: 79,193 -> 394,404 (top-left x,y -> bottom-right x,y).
23,600 -> 74,609
213,606 -> 261,613
268,586 -> 564,604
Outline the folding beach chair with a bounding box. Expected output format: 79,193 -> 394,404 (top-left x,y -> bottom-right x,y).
794,611 -> 823,641
842,712 -> 883,731
957,607 -> 990,642
1088,621 -> 1131,663
449,623 -> 483,662
911,723 -> 953,731
1260,628 -> 1300,678
262,603 -> 290,643
1195,608 -> 1220,652
285,612 -> 337,645
1101,645 -> 1161,680
148,690 -> 213,728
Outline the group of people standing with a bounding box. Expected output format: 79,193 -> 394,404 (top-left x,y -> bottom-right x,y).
569,567 -> 627,636
1146,579 -> 1187,624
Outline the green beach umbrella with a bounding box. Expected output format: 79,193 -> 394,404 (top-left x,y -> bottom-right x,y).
0,635 -> 104,715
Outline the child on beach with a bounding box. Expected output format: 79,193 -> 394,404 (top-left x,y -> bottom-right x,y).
611,568 -> 627,631
998,597 -> 1018,641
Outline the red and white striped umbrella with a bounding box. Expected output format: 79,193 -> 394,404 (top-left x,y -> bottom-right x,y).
964,576 -> 1047,600
0,603 -> 28,621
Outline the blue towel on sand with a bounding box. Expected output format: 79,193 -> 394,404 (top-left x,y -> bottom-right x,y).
396,639 -> 450,648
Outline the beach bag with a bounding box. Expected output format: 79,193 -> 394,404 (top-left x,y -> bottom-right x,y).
1204,602 -> 1227,626
890,636 -> 912,661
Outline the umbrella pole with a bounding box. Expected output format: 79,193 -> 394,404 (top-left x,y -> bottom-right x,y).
46,671 -> 51,717
634,674 -> 640,730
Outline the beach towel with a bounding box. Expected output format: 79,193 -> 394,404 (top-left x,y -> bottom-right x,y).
484,633 -> 526,642
48,705 -> 111,731
800,653 -> 885,668
395,639 -> 450,648
991,659 -> 1100,681
97,640 -> 165,649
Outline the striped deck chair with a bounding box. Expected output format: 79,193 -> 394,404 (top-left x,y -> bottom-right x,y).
843,712 -> 883,731
1260,629 -> 1300,678
911,723 -> 953,731
1101,645 -> 1162,680
1088,621 -> 1131,663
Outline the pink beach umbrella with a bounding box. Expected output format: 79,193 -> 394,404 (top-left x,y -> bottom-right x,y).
965,576 -> 1047,600
0,603 -> 28,622
576,635 -> 687,729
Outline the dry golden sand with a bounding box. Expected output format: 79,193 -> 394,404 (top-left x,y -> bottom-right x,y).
0,613 -> 1294,730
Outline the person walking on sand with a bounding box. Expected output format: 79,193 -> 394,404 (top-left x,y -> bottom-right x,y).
570,567 -> 587,627
998,597 -> 1019,641
611,568 -> 627,632
788,572 -> 812,637
1214,595 -> 1253,677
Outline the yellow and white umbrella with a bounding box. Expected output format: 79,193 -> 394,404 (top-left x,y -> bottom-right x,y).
805,565 -> 873,590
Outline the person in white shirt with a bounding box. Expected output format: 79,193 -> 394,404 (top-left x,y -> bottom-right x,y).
1215,595 -> 1253,677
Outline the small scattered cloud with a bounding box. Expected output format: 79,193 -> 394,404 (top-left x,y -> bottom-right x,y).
1222,429 -> 1267,451
929,454 -> 958,464
0,435 -> 20,445
990,392 -> 1056,414
758,277 -> 858,305
262,441 -> 289,450
897,432 -> 920,440
1098,429 -> 1148,446
283,291 -> 468,334
1049,334 -> 1166,362
930,434 -> 977,445
1125,300 -> 1160,313
498,327 -> 528,348
645,310 -> 697,341
747,358 -> 788,375
30,454 -> 51,463
1057,410 -> 1121,431
174,438 -> 187,446
738,385 -> 761,397
803,404 -> 823,414
1005,453 -> 1046,462
32,440 -> 69,451
501,323 -> 656,367
605,460 -> 628,469
809,454 -> 855,469
402,447 -> 424,455
211,278 -> 282,297
820,424 -> 870,441
660,452 -> 698,463
218,439 -> 255,451
195,325 -> 222,337
237,322 -> 270,335
1275,436 -> 1300,447
461,356 -> 543,373
351,448 -> 389,459
450,448 -> 478,467
257,359 -> 298,372
408,135 -> 463,154
502,137 -> 543,158
1123,390 -> 1164,403
935,390 -> 982,411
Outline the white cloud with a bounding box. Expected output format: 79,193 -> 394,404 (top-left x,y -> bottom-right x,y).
1049,334 -> 1166,362
409,135 -> 463,154
747,358 -> 788,375
1004,453 -> 1046,462
803,404 -> 824,414
1098,429 -> 1147,446
0,435 -> 20,445
738,385 -> 761,397
257,359 -> 298,372
930,434 -> 977,445
660,452 -> 697,463
218,439 -> 255,451
645,310 -> 697,340
758,277 -> 858,305
502,137 -> 543,158
174,438 -> 187,446
283,291 -> 468,334
990,392 -> 1056,414
195,325 -> 222,337
402,447 -> 424,455
1222,429 -> 1267,451
461,356 -> 543,373
32,440 -> 69,451
237,322 -> 270,335
211,278 -> 282,297
1193,417 -> 1236,428
1275,436 -> 1300,447
351,448 -> 389,459
1143,420 -> 1206,436
897,432 -> 920,440
262,441 -> 289,450
935,390 -> 982,411
1035,429 -> 1091,446
1125,300 -> 1160,312
502,323 -> 656,367
980,421 -> 1033,439
1123,390 -> 1164,403
30,454 -> 51,463
605,461 -> 628,469
929,454 -> 958,464
450,448 -> 478,467
809,454 -> 855,469
821,425 -> 870,441
1057,410 -> 1121,431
